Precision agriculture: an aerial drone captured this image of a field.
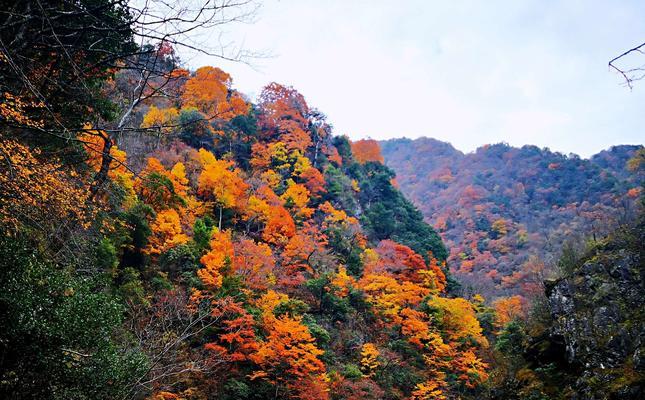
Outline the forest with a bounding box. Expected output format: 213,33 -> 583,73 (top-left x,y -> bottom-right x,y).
379,137 -> 643,298
0,1 -> 643,400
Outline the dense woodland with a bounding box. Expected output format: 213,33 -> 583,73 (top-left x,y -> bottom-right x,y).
380,138 -> 643,298
0,1 -> 643,399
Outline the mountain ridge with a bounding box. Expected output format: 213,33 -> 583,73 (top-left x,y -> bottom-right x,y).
379,136 -> 642,297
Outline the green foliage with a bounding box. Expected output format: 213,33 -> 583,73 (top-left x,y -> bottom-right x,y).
332,135 -> 353,164
324,164 -> 359,212
193,217 -> 214,252
119,202 -> 154,269
222,378 -> 252,399
179,107 -> 214,149
0,236 -> 147,400
95,238 -> 118,272
325,225 -> 364,277
556,241 -> 583,277
151,272 -> 174,291
157,244 -> 200,281
274,299 -> 310,318
141,172 -> 186,210
349,160 -> 448,260
495,320 -> 528,355
342,363 -> 363,380
302,316 -> 331,346
0,0 -> 137,135
229,109 -> 259,170
305,275 -> 351,321
118,267 -> 147,305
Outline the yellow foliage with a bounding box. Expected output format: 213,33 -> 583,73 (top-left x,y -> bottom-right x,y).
0,139 -> 91,231
281,180 -> 313,218
331,266 -> 356,297
145,209 -> 189,257
427,296 -> 488,347
411,380 -> 447,400
141,105 -> 179,134
197,152 -> 248,211
360,343 -> 380,376
359,274 -> 430,325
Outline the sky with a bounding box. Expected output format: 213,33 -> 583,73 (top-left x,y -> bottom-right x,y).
185,0 -> 645,157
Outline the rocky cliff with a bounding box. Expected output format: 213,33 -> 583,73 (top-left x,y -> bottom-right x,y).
544,215 -> 644,399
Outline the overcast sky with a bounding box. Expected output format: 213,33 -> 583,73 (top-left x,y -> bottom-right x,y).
186,0 -> 645,157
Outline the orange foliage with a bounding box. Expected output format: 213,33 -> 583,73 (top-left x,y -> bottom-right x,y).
262,205 -> 296,246
0,92 -> 44,128
258,82 -> 309,135
0,139 -> 91,230
279,226 -> 327,286
197,229 -> 234,290
299,167 -> 327,197
250,316 -> 327,396
400,307 -> 432,349
351,139 -> 384,164
364,240 -> 427,283
232,238 -> 275,290
206,300 -> 258,361
453,349 -> 489,388
492,295 -> 528,327
181,66 -> 248,119
145,209 -> 189,256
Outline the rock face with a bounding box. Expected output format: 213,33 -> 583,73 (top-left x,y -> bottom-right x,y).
545,221 -> 644,399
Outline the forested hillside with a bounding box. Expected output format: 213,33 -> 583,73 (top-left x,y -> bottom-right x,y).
0,3 -> 489,398
1,2 -> 643,399
380,137 -> 643,298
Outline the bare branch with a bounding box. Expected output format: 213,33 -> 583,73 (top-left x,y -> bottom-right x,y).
608,41 -> 645,89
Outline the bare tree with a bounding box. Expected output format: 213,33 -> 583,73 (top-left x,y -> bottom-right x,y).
609,41 -> 645,89
123,289 -> 233,399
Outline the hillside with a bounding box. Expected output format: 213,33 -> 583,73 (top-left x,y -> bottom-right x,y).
0,18 -> 486,397
1,2 -> 644,399
380,137 -> 643,297
488,211 -> 645,399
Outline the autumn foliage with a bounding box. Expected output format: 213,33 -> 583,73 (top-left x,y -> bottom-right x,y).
351,139 -> 384,164
1,44 -> 494,399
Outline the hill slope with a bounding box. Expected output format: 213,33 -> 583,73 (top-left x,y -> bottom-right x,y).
380,137 -> 643,297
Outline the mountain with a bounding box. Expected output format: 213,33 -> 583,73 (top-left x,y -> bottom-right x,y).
380,137 -> 643,297
2,3 -> 643,398
1,52 -> 484,398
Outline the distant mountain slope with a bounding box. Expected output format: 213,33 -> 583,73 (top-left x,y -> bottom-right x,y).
380,137 -> 643,297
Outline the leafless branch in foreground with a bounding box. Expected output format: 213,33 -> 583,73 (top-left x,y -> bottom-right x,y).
608,41 -> 645,90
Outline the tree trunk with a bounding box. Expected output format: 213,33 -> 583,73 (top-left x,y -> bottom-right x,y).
89,134 -> 113,199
